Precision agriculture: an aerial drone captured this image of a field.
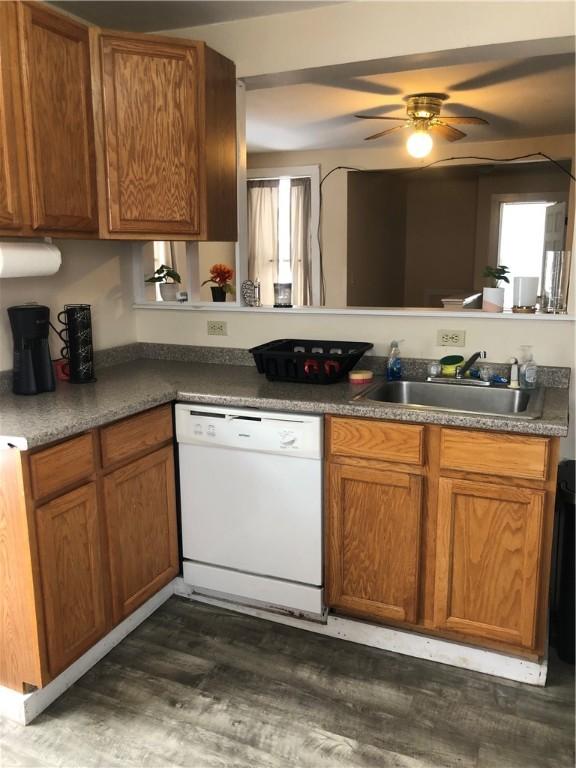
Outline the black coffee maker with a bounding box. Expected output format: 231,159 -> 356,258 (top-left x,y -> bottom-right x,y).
8,304 -> 56,395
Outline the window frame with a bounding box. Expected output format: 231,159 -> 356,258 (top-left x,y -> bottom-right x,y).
247,165 -> 321,306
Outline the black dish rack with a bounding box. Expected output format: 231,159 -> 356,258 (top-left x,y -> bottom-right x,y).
249,339 -> 373,384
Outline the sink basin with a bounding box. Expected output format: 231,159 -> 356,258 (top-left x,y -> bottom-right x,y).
357,380 -> 544,419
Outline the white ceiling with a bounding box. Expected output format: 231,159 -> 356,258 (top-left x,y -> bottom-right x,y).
50,0 -> 335,32
247,53 -> 575,152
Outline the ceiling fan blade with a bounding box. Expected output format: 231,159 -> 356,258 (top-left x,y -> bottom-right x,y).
440,116 -> 489,125
364,126 -> 405,141
430,123 -> 466,141
354,114 -> 405,120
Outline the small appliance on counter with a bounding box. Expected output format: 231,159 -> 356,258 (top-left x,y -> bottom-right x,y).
250,338 -> 373,384
56,304 -> 96,383
8,304 -> 56,395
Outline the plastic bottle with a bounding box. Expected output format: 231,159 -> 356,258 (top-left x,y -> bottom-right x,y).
519,345 -> 538,389
387,340 -> 403,381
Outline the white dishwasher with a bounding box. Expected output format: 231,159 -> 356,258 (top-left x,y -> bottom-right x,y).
176,403 -> 324,616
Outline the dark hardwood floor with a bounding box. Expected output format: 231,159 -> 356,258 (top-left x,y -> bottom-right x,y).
2,597 -> 574,767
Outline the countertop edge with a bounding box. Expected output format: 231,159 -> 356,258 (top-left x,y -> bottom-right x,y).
175,391 -> 570,438
6,386 -> 568,451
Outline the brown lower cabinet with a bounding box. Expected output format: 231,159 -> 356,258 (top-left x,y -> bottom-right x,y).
35,483 -> 107,678
325,416 -> 558,658
104,447 -> 178,624
0,404 -> 178,692
326,464 -> 423,624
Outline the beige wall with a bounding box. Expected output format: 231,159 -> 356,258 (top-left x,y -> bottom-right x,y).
250,134 -> 575,307
160,2 -> 574,78
0,240 -> 135,371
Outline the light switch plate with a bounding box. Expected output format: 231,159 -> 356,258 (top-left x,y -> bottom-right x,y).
437,329 -> 466,347
207,320 -> 227,336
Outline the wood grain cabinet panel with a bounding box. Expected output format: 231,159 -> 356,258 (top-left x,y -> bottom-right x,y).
329,417 -> 424,466
434,477 -> 545,649
17,2 -> 98,233
35,483 -> 107,677
29,433 -> 94,500
0,2 -> 29,235
439,429 -> 550,481
95,31 -> 237,240
104,446 -> 178,623
99,35 -> 200,235
100,404 -> 173,468
326,463 -> 423,624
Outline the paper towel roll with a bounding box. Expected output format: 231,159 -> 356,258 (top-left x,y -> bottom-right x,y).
0,241 -> 61,278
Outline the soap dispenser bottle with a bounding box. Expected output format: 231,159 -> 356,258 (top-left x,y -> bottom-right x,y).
519,345 -> 538,389
387,340 -> 403,381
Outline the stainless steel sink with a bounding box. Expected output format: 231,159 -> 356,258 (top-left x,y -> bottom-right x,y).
356,380 -> 544,419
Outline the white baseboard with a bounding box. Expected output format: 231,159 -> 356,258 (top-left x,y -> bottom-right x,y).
0,580 -> 176,725
174,579 -> 548,686
0,576 -> 547,727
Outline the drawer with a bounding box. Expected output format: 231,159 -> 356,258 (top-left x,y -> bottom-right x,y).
100,405 -> 173,468
329,417 -> 424,465
29,433 -> 94,499
440,429 -> 550,481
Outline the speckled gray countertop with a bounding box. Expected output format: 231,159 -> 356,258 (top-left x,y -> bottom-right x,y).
0,358 -> 569,450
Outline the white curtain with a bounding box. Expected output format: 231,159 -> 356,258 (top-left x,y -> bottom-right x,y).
290,177 -> 312,306
247,180 -> 279,306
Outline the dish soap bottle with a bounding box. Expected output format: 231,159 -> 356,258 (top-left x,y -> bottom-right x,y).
519,345 -> 538,389
387,340 -> 403,381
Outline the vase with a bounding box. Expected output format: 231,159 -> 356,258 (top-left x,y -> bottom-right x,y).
159,283 -> 179,302
482,286 -> 504,312
211,286 -> 227,302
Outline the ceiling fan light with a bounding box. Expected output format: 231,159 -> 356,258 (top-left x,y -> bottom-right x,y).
406,130 -> 433,158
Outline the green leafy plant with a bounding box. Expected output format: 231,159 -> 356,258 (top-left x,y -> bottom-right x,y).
145,264 -> 181,284
483,265 -> 510,287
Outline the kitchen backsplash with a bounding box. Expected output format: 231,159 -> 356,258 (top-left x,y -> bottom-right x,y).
0,343 -> 570,394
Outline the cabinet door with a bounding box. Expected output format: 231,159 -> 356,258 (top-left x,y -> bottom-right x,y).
434,478 -> 545,649
18,2 -> 98,232
35,483 -> 107,677
0,2 -> 28,233
104,446 -> 178,623
99,34 -> 201,235
326,464 -> 423,624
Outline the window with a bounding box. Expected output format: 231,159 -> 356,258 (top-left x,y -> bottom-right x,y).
497,199 -> 566,308
247,166 -> 320,306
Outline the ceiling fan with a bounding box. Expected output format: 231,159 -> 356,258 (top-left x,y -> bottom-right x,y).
355,93 -> 488,157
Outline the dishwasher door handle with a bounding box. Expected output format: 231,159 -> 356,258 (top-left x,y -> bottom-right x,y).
229,415 -> 262,422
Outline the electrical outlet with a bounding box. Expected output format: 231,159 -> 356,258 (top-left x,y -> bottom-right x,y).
437,329 -> 466,347
207,320 -> 227,336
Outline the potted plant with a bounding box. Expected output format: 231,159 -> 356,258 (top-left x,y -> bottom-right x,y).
482,265 -> 510,312
202,263 -> 235,302
145,264 -> 181,302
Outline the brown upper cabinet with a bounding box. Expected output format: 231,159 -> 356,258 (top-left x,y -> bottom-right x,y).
0,2 -> 29,233
0,2 -> 99,238
18,2 -> 99,234
93,32 -> 237,240
0,3 -> 237,241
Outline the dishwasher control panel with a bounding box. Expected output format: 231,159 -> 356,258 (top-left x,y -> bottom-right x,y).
175,403 -> 323,459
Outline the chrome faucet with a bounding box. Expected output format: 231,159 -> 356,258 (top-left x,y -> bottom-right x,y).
456,351 -> 487,379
